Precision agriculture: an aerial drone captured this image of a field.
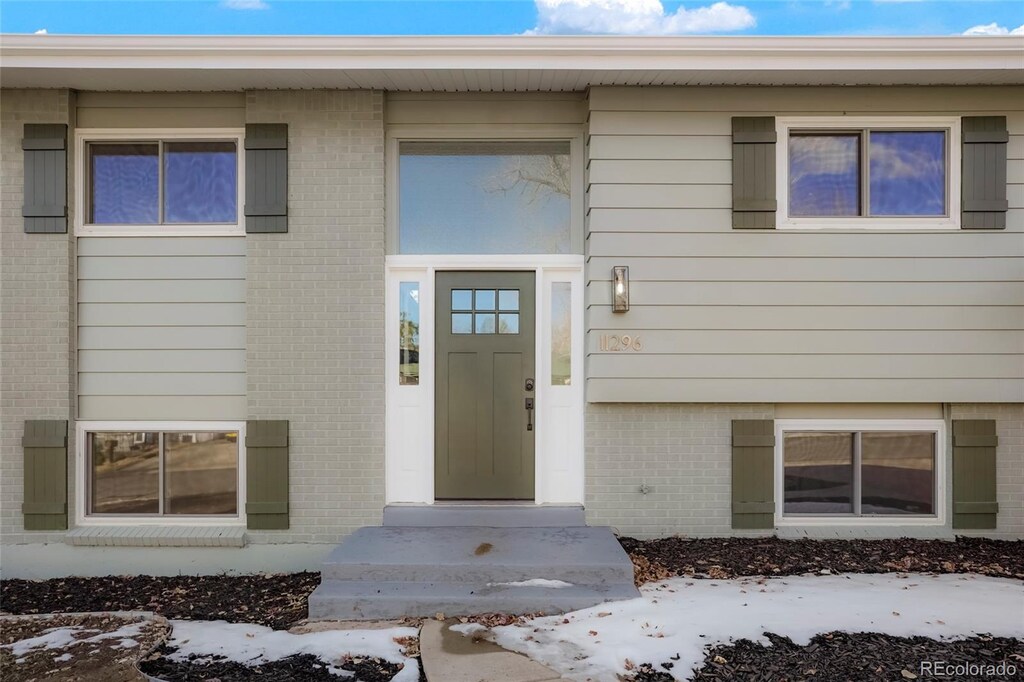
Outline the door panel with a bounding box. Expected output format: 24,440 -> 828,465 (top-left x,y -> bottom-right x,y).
435,271 -> 535,500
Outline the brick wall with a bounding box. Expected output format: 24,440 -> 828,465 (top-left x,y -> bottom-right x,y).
951,403 -> 1024,540
584,403 -> 774,538
245,91 -> 386,544
0,89 -> 75,545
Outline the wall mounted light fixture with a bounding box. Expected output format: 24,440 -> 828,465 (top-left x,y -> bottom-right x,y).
612,266 -> 629,313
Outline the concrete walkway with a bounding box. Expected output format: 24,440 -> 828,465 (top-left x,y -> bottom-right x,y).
419,619 -> 563,682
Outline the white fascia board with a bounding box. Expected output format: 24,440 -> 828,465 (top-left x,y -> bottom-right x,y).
2,35 -> 1022,88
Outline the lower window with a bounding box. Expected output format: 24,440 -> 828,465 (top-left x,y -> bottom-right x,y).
779,421 -> 940,518
86,427 -> 240,517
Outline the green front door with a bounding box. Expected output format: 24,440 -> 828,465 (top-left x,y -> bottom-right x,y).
435,271 -> 536,500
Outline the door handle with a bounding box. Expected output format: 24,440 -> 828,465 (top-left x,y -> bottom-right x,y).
525,398 -> 534,431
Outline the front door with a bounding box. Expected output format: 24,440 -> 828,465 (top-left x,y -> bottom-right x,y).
435,271 -> 536,499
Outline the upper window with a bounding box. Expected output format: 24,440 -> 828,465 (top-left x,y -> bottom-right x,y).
81,132 -> 242,233
776,420 -> 944,523
778,118 -> 959,229
398,141 -> 572,254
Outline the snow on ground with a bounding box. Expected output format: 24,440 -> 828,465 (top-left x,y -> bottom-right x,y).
166,620 -> 422,681
488,579 -> 574,588
3,621 -> 146,660
454,573 -> 1024,681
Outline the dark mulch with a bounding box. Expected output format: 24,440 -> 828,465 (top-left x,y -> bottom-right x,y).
140,649 -> 406,682
619,536 -> 1024,584
0,572 -> 320,630
678,631 -> 1024,681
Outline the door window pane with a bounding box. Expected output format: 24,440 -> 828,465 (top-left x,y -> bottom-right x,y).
784,432 -> 854,514
869,131 -> 945,216
498,290 -> 520,311
475,290 -> 496,311
399,141 -> 572,254
788,134 -> 861,217
164,142 -> 238,223
164,432 -> 238,515
451,290 -> 473,311
452,313 -> 473,334
400,282 -> 420,385
861,432 -> 935,515
551,282 -> 572,385
89,432 -> 159,514
498,313 -> 519,334
89,144 -> 160,224
475,313 -> 496,334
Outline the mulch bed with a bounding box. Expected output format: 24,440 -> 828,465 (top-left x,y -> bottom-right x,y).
140,649 -> 406,682
0,573 -> 320,630
619,536 -> 1024,585
676,631 -> 1024,681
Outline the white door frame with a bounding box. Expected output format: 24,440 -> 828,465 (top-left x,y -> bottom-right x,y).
385,255 -> 585,505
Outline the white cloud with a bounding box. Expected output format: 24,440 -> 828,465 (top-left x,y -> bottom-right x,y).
34,28 -> 48,34
528,0 -> 755,35
221,0 -> 269,9
962,22 -> 1024,35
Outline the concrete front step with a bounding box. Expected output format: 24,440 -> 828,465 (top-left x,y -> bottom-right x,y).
308,579 -> 640,620
383,504 -> 586,527
318,526 -> 635,584
307,525 -> 640,620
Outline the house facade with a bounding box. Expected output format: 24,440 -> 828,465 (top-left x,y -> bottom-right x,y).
1,35 -> 1021,578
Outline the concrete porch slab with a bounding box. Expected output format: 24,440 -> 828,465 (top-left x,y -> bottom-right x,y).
383,504 -> 586,528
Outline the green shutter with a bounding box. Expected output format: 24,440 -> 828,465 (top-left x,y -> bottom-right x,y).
732,117 -> 777,230
22,420 -> 68,530
731,419 -> 775,529
22,124 -> 68,234
245,123 -> 289,234
952,419 -> 999,529
246,420 -> 289,529
961,116 -> 1008,230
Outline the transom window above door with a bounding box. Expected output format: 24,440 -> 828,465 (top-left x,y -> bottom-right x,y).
398,141 -> 572,254
451,288 -> 520,335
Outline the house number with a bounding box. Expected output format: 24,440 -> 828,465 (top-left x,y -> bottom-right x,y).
599,334 -> 642,352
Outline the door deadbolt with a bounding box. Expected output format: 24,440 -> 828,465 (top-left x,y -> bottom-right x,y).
525,378 -> 535,391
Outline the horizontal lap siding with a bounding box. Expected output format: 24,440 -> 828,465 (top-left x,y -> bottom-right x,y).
76,92 -> 245,128
586,86 -> 1024,403
77,237 -> 245,420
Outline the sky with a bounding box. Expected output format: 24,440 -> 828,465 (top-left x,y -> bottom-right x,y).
1,0 -> 1022,37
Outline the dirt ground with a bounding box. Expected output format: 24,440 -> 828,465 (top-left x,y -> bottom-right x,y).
0,612 -> 169,682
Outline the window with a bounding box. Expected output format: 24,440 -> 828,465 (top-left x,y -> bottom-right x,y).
399,282 -> 420,385
79,130 -> 243,233
551,282 -> 571,385
84,426 -> 241,519
778,118 -> 960,229
776,420 -> 944,522
451,288 -> 520,335
398,141 -> 572,254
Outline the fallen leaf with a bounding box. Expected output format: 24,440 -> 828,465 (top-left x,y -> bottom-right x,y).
901,670 -> 918,679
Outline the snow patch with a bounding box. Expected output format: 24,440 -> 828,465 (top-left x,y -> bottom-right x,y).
2,622 -> 147,659
166,620 -> 421,682
477,573 -> 1024,681
488,579 -> 574,588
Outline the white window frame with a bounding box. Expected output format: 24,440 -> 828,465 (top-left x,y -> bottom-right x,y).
75,420 -> 246,527
74,128 -> 245,237
776,116 -> 961,230
774,419 -> 946,527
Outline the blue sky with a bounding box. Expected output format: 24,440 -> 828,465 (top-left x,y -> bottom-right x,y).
1,0 -> 1021,37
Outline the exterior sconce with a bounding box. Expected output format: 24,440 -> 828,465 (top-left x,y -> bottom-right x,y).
612,266 -> 629,313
